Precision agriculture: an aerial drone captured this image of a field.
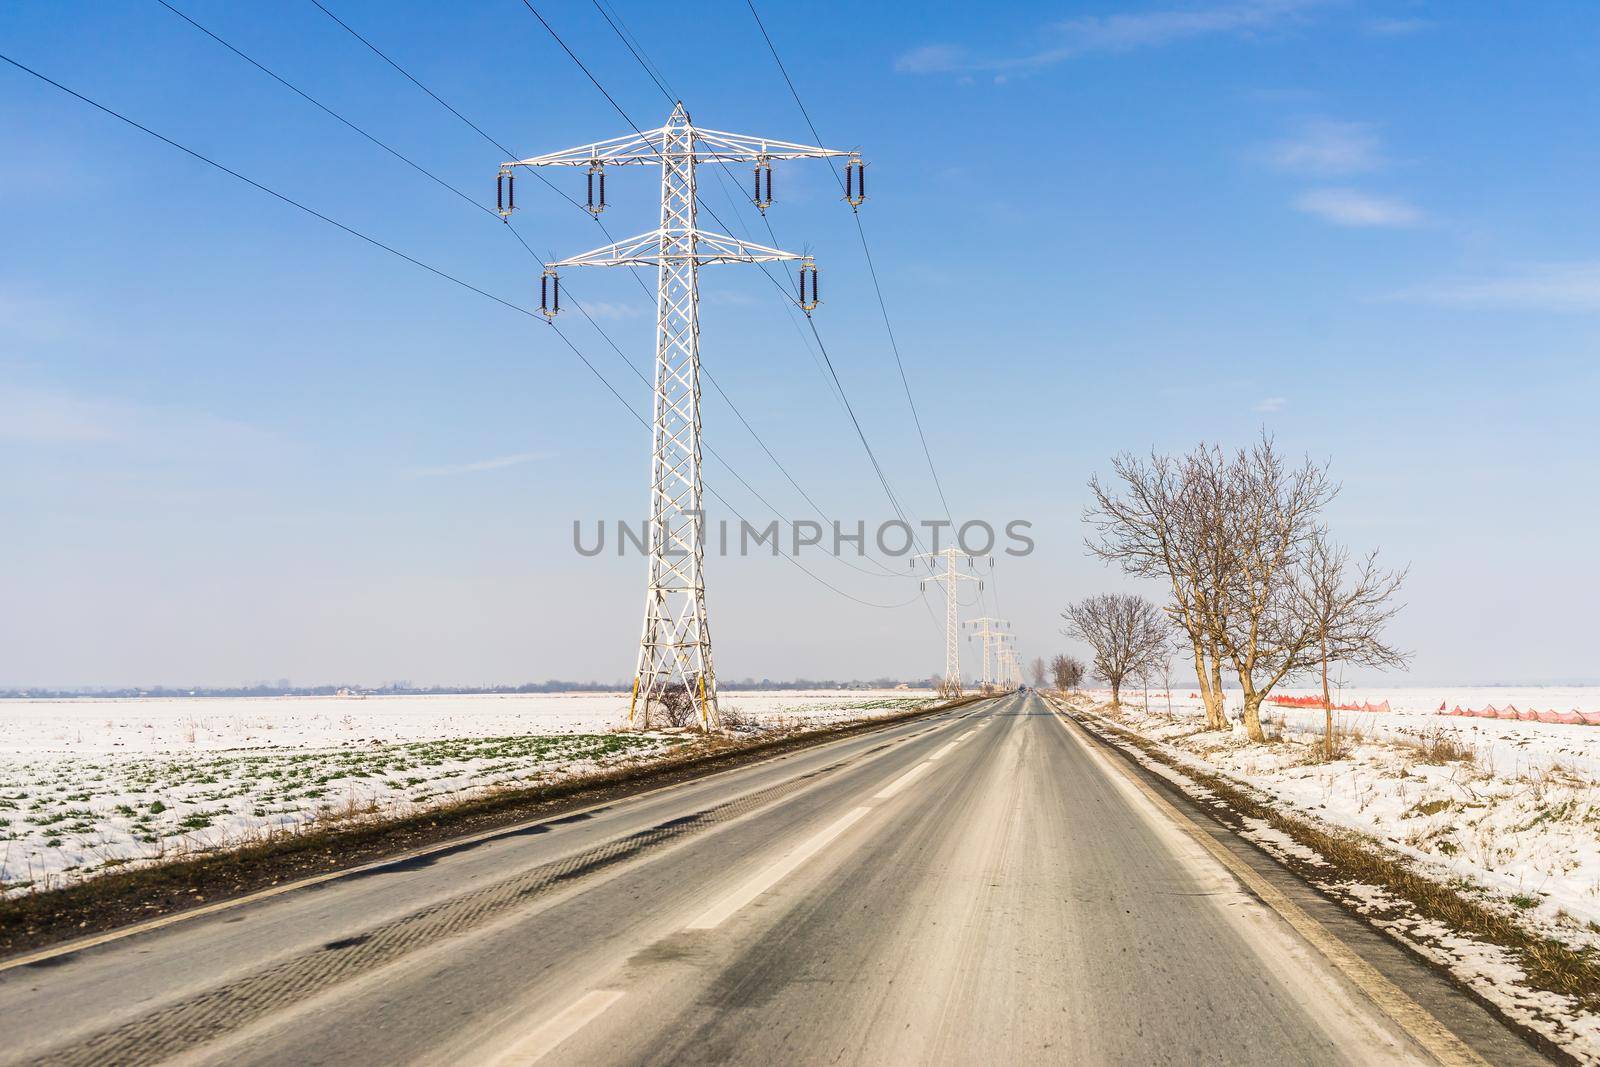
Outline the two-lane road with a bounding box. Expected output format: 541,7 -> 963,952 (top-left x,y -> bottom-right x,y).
0,694 -> 1549,1065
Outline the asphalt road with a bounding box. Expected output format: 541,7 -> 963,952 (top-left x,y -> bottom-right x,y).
0,693 -> 1550,1066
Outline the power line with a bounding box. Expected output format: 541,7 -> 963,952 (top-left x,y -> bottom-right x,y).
157,0 -> 488,220
158,0 -> 653,396
588,0 -> 673,102
551,0 -> 944,634
0,48 -> 921,613
522,0 -> 939,567
743,0 -> 957,527
307,0 -> 519,161
303,0 -> 908,584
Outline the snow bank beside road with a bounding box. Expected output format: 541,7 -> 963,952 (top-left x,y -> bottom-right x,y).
1083,690 -> 1600,940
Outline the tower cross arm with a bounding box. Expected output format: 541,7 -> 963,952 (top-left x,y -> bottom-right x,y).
551,228 -> 806,268
504,126 -> 669,168
689,126 -> 855,163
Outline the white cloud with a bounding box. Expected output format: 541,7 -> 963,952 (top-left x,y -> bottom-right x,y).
578,301 -> 645,320
1396,263 -> 1600,312
1254,396 -> 1287,413
405,452 -> 546,478
0,291 -> 79,345
1263,120 -> 1383,175
894,44 -> 967,74
0,384 -> 120,444
894,0 -> 1322,74
1293,187 -> 1420,227
0,383 -> 277,460
1365,17 -> 1432,36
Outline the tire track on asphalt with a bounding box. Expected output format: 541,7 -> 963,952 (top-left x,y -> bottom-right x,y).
26,759 -> 854,1067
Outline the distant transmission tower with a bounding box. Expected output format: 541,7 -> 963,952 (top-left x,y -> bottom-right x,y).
501,104 -> 864,730
965,616 -> 1011,690
912,548 -> 982,695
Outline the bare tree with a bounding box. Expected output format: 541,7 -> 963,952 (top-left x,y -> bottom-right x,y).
1087,434 -> 1406,745
1294,527 -> 1410,758
1061,594 -> 1170,708
1028,657 -> 1048,689
1207,435 -> 1338,741
1086,449 -> 1231,731
1050,654 -> 1085,692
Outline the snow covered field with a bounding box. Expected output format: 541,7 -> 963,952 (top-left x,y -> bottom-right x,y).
1088,685 -> 1600,937
0,690 -> 933,893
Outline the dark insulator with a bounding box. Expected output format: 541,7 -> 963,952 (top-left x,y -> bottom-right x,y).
553,274 -> 560,313
799,263 -> 819,309
753,166 -> 761,202
507,172 -> 515,210
764,166 -> 772,205
587,171 -> 595,210
541,273 -> 548,313
846,159 -> 866,206
598,171 -> 606,209
497,173 -> 504,212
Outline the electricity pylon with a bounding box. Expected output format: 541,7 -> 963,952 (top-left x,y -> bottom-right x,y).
996,644 -> 1020,688
965,616 -> 1011,690
502,104 -> 859,730
912,548 -> 982,696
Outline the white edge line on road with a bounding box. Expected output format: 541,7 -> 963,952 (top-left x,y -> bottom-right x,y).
1046,701 -> 1488,1067
685,807 -> 871,930
481,988 -> 626,1067
928,741 -> 959,761
872,761 -> 931,800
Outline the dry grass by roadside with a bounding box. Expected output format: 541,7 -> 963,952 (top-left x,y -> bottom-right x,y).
0,696 -> 981,958
1069,704 -> 1600,1014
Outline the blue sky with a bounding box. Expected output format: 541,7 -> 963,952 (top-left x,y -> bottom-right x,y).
4,0 -> 1598,688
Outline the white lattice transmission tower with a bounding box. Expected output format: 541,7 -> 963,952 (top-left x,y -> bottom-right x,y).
965,616 -> 1011,690
1002,645 -> 1021,688
501,104 -> 863,730
912,548 -> 982,695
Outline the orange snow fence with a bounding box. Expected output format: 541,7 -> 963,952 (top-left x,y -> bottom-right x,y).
1267,695 -> 1390,712
1435,704 -> 1600,726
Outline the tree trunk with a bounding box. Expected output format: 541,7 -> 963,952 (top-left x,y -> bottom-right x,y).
1241,687 -> 1267,743
1191,643 -> 1226,731
1207,654 -> 1229,731
1321,629 -> 1333,760
1110,681 -> 1121,708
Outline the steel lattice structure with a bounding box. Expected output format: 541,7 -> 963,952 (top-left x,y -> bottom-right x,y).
912,548 -> 982,695
504,104 -> 854,730
965,616 -> 1012,690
